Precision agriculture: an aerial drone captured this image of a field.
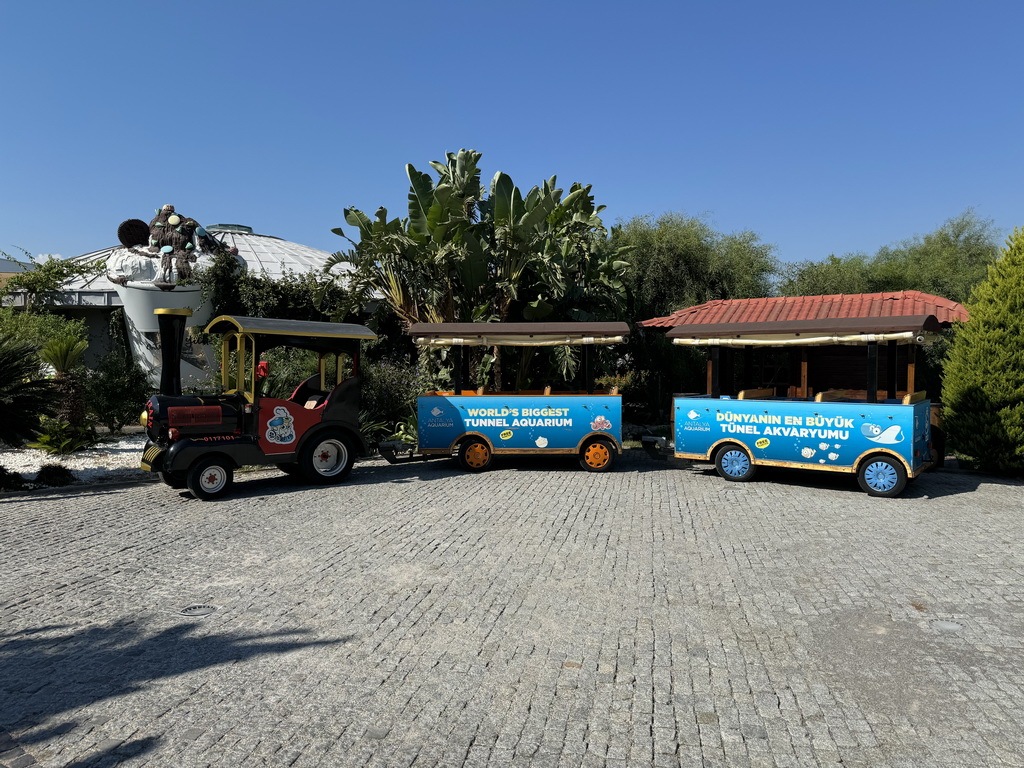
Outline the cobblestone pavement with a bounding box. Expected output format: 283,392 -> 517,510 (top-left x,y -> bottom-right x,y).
1,452 -> 1022,768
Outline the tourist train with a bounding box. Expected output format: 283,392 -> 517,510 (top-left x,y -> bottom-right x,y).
139,294 -> 952,500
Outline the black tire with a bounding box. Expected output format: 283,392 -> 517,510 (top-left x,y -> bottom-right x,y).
159,470 -> 187,489
857,454 -> 908,497
298,431 -> 355,484
579,438 -> 616,472
713,443 -> 757,482
458,438 -> 492,473
186,457 -> 234,501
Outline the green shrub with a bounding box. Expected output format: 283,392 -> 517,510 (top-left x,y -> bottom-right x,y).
596,369 -> 654,424
943,227 -> 1024,475
256,347 -> 320,399
86,351 -> 153,432
39,337 -> 89,426
0,467 -> 27,491
0,308 -> 86,356
390,413 -> 418,444
0,336 -> 56,446
358,410 -> 393,446
361,357 -> 427,427
34,464 -> 75,487
26,417 -> 99,455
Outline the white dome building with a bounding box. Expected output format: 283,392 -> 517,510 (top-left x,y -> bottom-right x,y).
53,224 -> 352,385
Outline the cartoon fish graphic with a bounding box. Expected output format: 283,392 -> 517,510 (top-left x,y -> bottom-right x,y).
862,423 -> 903,444
687,409 -> 700,420
535,436 -> 549,448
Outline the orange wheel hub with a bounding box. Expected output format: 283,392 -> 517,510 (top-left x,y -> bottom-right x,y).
584,442 -> 611,468
465,443 -> 490,468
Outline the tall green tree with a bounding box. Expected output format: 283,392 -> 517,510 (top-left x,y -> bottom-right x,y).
613,212 -> 778,320
942,228 -> 1024,475
779,210 -> 999,303
4,253 -> 105,312
611,213 -> 778,418
39,337 -> 89,427
328,149 -> 631,327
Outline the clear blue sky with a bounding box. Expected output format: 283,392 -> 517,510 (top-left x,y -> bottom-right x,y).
2,0 -> 1021,264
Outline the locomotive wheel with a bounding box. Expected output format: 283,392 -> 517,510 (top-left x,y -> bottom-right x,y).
579,438 -> 616,472
298,431 -> 355,484
458,438 -> 492,473
186,457 -> 234,501
713,444 -> 757,482
857,454 -> 907,497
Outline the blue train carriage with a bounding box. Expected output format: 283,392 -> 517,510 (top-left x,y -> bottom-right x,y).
644,306 -> 953,496
380,322 -> 630,472
673,395 -> 932,497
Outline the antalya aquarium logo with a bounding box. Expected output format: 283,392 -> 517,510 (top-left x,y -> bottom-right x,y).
681,407 -> 710,432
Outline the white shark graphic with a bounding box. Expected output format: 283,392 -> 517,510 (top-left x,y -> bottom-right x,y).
862,423 -> 904,444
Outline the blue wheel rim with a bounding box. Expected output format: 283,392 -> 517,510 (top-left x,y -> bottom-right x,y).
721,449 -> 750,478
864,460 -> 898,492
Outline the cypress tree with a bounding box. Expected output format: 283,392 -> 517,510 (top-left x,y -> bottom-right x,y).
942,227 -> 1024,475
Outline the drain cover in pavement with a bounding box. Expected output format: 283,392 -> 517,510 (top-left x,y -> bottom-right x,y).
180,605 -> 218,617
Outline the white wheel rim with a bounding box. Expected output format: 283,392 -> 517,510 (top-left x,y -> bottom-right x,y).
201,466 -> 227,493
313,439 -> 348,477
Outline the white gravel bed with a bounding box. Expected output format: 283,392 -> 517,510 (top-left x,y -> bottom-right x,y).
0,434 -> 150,486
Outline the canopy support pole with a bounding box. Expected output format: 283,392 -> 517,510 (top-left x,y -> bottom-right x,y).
452,345 -> 463,394
887,341 -> 898,400
583,345 -> 594,394
709,347 -> 721,397
800,349 -> 809,398
867,342 -> 878,403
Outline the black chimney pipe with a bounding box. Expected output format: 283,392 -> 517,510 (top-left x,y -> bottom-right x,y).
155,308 -> 193,396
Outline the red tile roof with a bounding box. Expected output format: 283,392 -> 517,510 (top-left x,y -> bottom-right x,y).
640,291 -> 968,329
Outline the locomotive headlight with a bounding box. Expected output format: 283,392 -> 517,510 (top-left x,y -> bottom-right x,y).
140,410 -> 149,427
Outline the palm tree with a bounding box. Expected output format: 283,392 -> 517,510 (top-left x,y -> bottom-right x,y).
0,337 -> 56,445
39,337 -> 88,426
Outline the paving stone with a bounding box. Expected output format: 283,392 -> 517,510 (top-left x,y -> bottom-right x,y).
0,455 -> 1021,766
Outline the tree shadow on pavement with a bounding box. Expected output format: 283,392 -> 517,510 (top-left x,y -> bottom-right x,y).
0,620 -> 350,753
60,735 -> 159,768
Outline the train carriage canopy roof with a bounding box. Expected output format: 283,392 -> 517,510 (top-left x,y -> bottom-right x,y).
204,315 -> 376,353
410,322 -> 631,347
641,291 -> 968,347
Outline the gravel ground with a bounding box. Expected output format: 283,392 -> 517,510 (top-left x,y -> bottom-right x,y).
0,433 -> 150,486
